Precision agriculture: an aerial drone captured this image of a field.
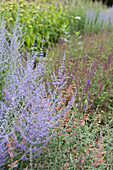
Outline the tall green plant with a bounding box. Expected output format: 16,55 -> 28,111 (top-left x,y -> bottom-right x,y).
0,0 -> 69,54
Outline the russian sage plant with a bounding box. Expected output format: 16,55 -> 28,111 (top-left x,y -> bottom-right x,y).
0,17 -> 9,101
0,13 -> 24,101
85,7 -> 113,33
0,17 -> 75,168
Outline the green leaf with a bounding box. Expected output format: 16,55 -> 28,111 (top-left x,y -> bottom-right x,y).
46,32 -> 50,40
25,35 -> 30,48
30,33 -> 35,45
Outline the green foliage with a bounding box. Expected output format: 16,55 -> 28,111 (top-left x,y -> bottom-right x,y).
66,6 -> 86,35
0,0 -> 69,53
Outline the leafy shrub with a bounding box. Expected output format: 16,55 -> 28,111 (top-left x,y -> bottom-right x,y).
0,0 -> 69,53
66,6 -> 86,35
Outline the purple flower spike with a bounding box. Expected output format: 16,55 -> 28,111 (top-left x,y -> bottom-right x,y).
87,80 -> 90,85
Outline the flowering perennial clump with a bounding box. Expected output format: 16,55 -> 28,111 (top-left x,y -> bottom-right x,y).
0,17 -> 76,168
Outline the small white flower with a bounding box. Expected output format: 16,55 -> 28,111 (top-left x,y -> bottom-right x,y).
75,16 -> 81,20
